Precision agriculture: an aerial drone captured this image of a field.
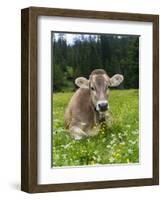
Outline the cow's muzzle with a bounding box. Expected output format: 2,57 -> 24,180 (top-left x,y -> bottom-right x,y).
96,100 -> 108,112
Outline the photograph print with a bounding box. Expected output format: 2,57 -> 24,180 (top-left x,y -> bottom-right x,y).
52,32 -> 139,167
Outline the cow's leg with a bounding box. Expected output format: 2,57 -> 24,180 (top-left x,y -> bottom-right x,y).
88,124 -> 100,136
69,126 -> 87,140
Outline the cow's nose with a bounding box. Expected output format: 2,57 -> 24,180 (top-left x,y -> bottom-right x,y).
98,102 -> 108,111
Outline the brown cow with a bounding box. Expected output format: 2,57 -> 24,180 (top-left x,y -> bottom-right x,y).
64,69 -> 124,140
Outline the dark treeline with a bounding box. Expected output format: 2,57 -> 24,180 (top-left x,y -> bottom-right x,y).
53,33 -> 139,92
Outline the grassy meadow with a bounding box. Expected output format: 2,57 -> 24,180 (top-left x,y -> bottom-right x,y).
52,89 -> 139,167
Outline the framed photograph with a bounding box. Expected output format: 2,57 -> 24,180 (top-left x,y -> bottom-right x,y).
21,7 -> 159,193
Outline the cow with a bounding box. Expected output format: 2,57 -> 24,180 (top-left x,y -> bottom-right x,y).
64,69 -> 124,140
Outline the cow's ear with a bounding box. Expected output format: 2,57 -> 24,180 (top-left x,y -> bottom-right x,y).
75,77 -> 89,89
109,74 -> 124,87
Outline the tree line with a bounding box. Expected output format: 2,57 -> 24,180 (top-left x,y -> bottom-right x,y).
53,33 -> 139,92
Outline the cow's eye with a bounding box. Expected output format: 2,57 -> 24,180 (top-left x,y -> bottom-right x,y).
91,86 -> 95,91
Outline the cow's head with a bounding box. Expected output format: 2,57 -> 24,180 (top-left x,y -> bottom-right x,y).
75,69 -> 124,112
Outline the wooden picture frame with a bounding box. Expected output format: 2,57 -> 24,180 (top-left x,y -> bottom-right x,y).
21,7 -> 159,193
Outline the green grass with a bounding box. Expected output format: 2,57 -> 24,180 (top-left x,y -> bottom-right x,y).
52,89 -> 139,167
